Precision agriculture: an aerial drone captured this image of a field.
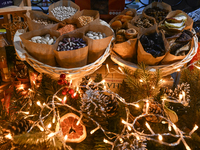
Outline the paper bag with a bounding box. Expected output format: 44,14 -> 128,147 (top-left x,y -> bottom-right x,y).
26,10 -> 59,31
49,0 -> 80,22
81,21 -> 113,63
20,29 -> 60,66
53,32 -> 88,68
137,25 -> 169,65
161,38 -> 194,64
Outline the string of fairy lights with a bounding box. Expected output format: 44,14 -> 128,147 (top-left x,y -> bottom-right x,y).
4,60 -> 200,150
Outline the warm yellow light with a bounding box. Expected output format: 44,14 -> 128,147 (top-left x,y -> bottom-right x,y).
55,95 -> 62,101
158,134 -> 163,141
177,68 -> 181,72
168,125 -> 172,131
64,135 -> 68,141
63,96 -> 67,103
118,67 -> 124,74
121,119 -> 126,124
52,116 -> 55,123
127,125 -> 132,131
47,123 -> 52,128
90,126 -> 100,134
48,132 -> 55,138
17,84 -> 24,90
189,124 -> 198,136
37,124 -> 44,131
119,138 -> 123,143
185,145 -> 191,150
152,86 -> 155,89
145,122 -> 155,134
37,101 -> 41,107
106,64 -> 110,73
139,79 -> 143,82
5,133 -> 13,140
135,104 -> 139,108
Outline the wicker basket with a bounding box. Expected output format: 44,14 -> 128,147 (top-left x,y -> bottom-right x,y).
111,32 -> 198,76
14,20 -> 114,80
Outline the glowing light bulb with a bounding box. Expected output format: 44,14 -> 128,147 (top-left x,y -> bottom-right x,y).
5,133 -> 13,140
47,123 -> 52,128
106,64 -> 110,73
139,79 -> 143,82
37,101 -> 41,107
177,68 -> 181,72
64,135 -> 68,140
168,124 -> 172,131
135,104 -> 139,108
145,122 -> 155,134
121,119 -> 126,124
127,125 -> 132,131
189,124 -> 198,136
62,96 -> 67,103
119,138 -> 123,143
158,134 -> 163,141
90,126 -> 100,134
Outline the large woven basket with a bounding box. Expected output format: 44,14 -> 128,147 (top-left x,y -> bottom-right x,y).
14,20 -> 113,80
111,31 -> 198,76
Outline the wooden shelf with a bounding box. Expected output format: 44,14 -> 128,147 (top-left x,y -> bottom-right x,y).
0,6 -> 31,14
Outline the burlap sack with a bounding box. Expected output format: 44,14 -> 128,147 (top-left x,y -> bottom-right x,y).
159,10 -> 194,33
143,2 -> 171,23
53,32 -> 88,68
137,25 -> 169,65
49,0 -> 80,22
20,29 -> 60,66
26,10 -> 59,31
161,37 -> 194,64
112,24 -> 138,62
80,21 -> 114,64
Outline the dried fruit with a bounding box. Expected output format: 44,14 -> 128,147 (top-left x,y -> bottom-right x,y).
56,113 -> 87,143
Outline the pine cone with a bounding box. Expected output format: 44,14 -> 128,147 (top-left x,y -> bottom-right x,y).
81,90 -> 119,118
143,101 -> 164,123
80,76 -> 98,93
164,83 -> 190,103
7,118 -> 32,135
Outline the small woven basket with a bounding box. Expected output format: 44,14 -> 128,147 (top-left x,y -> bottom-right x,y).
111,31 -> 198,76
14,21 -> 113,80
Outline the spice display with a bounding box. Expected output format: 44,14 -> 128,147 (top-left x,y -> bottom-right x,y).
140,32 -> 165,58
134,17 -> 154,28
78,16 -> 94,26
162,13 -> 187,31
85,31 -> 106,40
57,37 -> 87,51
51,6 -> 77,21
145,6 -> 169,23
57,24 -> 76,35
32,18 -> 57,25
169,30 -> 193,56
30,34 -> 57,45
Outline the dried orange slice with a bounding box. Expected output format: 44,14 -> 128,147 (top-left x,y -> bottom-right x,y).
56,113 -> 87,143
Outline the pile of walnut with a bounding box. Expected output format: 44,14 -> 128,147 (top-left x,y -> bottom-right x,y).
134,17 -> 154,28
30,34 -> 57,45
168,30 -> 193,56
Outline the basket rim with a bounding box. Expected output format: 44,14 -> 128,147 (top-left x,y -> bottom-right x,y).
111,31 -> 198,76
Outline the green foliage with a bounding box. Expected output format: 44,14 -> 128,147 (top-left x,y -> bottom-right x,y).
13,132 -> 63,150
119,63 -> 162,102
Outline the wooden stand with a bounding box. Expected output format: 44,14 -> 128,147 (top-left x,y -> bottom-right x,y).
0,0 -> 32,44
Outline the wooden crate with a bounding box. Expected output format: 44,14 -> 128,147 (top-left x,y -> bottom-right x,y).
0,0 -> 32,44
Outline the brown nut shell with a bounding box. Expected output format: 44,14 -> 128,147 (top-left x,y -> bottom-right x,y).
125,28 -> 138,39
117,29 -> 126,35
